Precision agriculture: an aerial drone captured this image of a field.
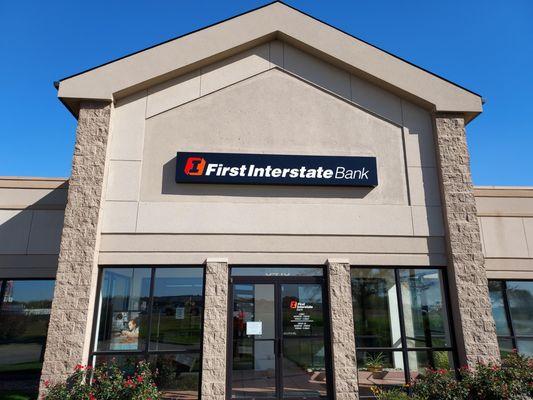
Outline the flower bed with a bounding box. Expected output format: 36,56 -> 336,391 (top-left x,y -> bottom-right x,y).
372,352 -> 533,400
42,361 -> 161,400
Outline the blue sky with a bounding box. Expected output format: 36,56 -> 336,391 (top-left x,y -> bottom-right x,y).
0,1 -> 532,185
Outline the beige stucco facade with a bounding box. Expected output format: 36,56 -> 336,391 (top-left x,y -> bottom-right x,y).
3,180 -> 531,280
1,2 -> 532,399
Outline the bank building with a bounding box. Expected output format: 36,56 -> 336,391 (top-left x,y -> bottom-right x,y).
0,3 -> 532,399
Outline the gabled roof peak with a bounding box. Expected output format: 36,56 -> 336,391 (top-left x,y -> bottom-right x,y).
57,1 -> 482,120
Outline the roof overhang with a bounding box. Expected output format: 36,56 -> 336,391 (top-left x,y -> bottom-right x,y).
57,1 -> 483,122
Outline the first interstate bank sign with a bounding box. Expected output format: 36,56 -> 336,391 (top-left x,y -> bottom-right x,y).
175,152 -> 378,187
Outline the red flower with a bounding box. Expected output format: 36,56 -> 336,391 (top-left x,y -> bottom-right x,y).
74,364 -> 84,371
89,393 -> 96,400
44,380 -> 50,388
136,375 -> 144,383
124,378 -> 136,389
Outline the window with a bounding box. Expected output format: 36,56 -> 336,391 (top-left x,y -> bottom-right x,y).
350,268 -> 456,398
0,279 -> 55,397
488,280 -> 533,357
91,267 -> 204,399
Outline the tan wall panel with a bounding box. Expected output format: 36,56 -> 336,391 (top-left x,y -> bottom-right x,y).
135,202 -> 414,235
99,234 -> 446,254
350,73 -> 402,125
411,206 -> 445,236
485,258 -> 533,271
27,210 -> 65,254
101,201 -> 138,232
476,197 -> 533,217
98,251 -> 446,266
146,71 -> 201,118
524,218 -> 533,257
0,210 -> 32,254
0,255 -> 58,278
407,167 -> 441,206
109,92 -> 147,161
401,101 -> 437,168
486,270 -> 533,280
0,187 -> 67,209
480,217 -> 529,258
200,43 -> 270,96
283,44 -> 351,99
106,160 -> 142,201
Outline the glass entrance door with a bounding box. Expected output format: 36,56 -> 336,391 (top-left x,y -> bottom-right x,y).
229,272 -> 331,400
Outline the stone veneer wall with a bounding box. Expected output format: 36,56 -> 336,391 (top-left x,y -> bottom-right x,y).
327,259 -> 359,400
201,259 -> 229,400
434,114 -> 500,365
39,101 -> 112,393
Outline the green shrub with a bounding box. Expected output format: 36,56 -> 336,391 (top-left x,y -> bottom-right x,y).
460,352 -> 533,399
371,352 -> 532,400
411,368 -> 468,400
42,361 -> 161,400
371,386 -> 410,400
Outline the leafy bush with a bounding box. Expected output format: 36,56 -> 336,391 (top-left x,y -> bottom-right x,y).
371,386 -> 410,400
371,352 -> 533,400
460,352 -> 533,400
411,368 -> 468,400
42,361 -> 161,400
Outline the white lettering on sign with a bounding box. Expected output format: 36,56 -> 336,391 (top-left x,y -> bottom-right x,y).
202,163 -> 370,182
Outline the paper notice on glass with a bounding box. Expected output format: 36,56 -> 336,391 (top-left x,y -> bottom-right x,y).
246,321 -> 263,335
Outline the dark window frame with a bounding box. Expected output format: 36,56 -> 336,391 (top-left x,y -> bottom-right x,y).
489,279 -> 533,353
0,277 -> 56,394
226,265 -> 334,400
88,265 -> 206,397
350,266 -> 459,396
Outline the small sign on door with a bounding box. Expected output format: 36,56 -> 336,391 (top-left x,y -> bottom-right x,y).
246,321 -> 263,335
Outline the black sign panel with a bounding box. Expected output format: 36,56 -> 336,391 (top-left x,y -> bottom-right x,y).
175,151 -> 378,187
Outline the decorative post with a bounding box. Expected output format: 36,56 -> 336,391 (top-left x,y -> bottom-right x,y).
327,259 -> 359,399
201,258 -> 230,400
39,101 -> 112,395
433,113 -> 500,365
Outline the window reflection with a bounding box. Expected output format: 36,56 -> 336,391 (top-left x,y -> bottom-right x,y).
507,281 -> 533,336
350,267 -> 455,396
488,281 -> 511,335
0,279 -> 55,397
351,268 -> 400,348
96,268 -> 151,351
92,266 -> 204,400
149,268 -> 204,351
399,269 -> 451,348
488,280 -> 533,357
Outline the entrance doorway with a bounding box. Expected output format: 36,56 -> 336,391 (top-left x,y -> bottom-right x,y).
227,267 -> 332,400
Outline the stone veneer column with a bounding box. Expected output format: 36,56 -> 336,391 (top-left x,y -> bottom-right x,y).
39,101 -> 112,393
327,259 -> 359,400
201,258 -> 229,400
433,114 -> 500,366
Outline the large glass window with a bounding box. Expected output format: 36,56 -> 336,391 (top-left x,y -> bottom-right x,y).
0,279 -> 55,397
351,268 -> 455,398
92,267 -> 204,399
488,280 -> 533,357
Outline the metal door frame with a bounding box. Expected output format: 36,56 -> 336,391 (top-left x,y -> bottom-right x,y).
226,274 -> 333,400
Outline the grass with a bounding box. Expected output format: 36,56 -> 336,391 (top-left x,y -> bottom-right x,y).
0,391 -> 35,400
0,361 -> 42,373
